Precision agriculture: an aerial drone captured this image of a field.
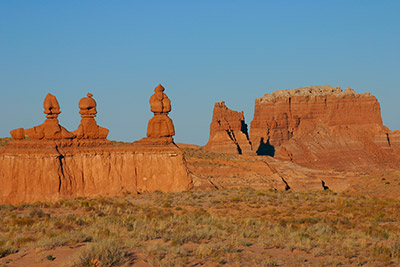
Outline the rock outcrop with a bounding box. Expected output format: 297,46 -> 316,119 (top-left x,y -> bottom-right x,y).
10,93 -> 74,140
0,140 -> 191,204
136,84 -> 176,145
250,85 -> 400,170
73,93 -> 109,139
0,88 -> 192,204
203,101 -> 254,155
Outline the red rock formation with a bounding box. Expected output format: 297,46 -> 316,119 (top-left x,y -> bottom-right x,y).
10,93 -> 74,140
136,84 -> 175,145
203,101 -> 254,155
250,85 -> 400,170
0,140 -> 192,204
0,92 -> 192,204
73,93 -> 109,139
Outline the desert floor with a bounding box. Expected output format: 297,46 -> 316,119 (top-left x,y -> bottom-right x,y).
1,141 -> 400,266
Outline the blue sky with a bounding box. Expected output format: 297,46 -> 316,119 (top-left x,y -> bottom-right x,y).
1,1 -> 399,145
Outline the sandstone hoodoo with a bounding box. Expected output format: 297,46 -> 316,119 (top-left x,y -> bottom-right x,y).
0,89 -> 192,204
10,93 -> 74,140
73,93 -> 109,139
136,84 -> 175,145
203,101 -> 254,155
250,85 -> 400,170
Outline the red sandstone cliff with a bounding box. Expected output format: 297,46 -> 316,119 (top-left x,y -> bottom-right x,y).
0,140 -> 192,204
203,101 -> 254,155
250,85 -> 400,170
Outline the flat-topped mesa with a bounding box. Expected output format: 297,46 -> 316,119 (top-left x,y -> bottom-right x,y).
10,93 -> 74,140
203,101 -> 254,155
250,85 -> 400,170
73,93 -> 109,139
136,84 -> 176,145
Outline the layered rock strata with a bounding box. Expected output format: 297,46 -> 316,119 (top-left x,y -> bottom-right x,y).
0,140 -> 191,204
0,88 -> 192,204
203,101 -> 254,155
250,85 -> 400,170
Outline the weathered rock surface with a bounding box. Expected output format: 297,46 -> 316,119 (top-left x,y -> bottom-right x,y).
183,144 -> 353,193
10,93 -> 74,140
203,101 -> 254,155
0,140 -> 192,204
250,85 -> 400,170
136,84 -> 176,145
73,93 -> 109,139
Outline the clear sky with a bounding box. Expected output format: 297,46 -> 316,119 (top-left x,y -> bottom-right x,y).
1,1 -> 399,145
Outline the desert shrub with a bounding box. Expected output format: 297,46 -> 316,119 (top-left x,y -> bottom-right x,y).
73,239 -> 126,267
9,217 -> 35,227
35,230 -> 92,249
144,243 -> 189,266
15,236 -> 35,247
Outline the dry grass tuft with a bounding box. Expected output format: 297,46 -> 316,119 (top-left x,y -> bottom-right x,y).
72,239 -> 126,267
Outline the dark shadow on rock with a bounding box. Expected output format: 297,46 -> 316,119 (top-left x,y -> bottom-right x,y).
282,177 -> 291,191
322,180 -> 329,190
256,138 -> 275,156
226,129 -> 243,155
236,144 -> 242,155
241,121 -> 250,139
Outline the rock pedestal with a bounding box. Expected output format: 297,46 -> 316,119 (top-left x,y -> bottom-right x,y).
136,84 -> 176,145
73,93 -> 109,139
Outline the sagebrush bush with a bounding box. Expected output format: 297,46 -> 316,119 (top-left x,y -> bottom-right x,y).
73,239 -> 126,267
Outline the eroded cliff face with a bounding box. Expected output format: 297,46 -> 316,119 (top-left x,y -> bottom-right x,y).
203,101 -> 254,155
0,140 -> 192,204
250,85 -> 400,170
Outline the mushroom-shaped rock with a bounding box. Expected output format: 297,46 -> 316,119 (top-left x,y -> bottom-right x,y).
10,93 -> 73,140
148,84 -> 175,138
79,93 -> 97,117
73,93 -> 109,139
43,93 -> 61,118
136,84 -> 175,145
